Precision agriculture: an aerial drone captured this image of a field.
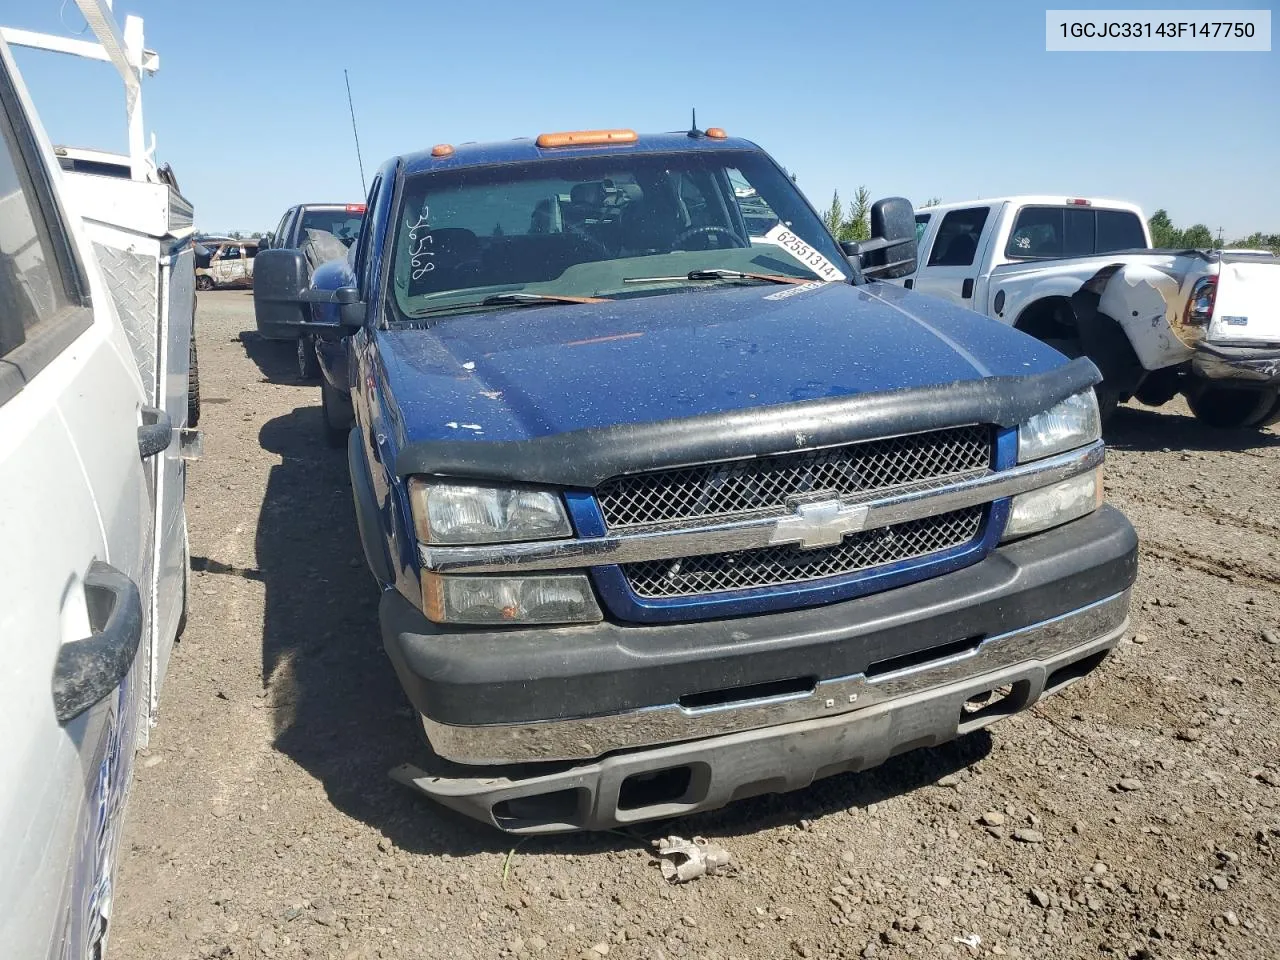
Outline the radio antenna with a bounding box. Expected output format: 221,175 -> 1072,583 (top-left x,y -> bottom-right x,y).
344,69 -> 367,195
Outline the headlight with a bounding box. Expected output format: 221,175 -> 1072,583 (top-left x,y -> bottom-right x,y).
1002,468 -> 1102,540
1017,391 -> 1101,463
422,572 -> 602,625
409,480 -> 572,544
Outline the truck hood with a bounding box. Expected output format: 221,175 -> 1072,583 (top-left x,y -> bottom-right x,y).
379,281 -> 1069,450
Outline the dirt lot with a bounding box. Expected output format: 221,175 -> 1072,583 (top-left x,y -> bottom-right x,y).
112,290 -> 1280,960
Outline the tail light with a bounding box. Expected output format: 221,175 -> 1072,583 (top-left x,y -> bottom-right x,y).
1186,276 -> 1217,327
1174,276 -> 1216,345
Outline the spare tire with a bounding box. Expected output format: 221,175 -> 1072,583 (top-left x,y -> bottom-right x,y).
300,228 -> 349,273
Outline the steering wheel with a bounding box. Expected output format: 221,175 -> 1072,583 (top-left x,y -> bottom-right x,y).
565,223 -> 611,258
673,225 -> 748,250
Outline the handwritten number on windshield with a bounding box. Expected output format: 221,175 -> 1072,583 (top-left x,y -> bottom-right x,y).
406,210 -> 435,280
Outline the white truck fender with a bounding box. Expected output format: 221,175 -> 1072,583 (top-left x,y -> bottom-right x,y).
1004,274 -> 1092,328
1095,263 -> 1194,370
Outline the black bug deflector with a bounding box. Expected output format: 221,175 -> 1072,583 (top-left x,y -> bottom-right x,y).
393,357 -> 1101,487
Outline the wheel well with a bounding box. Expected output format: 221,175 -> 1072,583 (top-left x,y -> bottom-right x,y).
1013,296 -> 1078,344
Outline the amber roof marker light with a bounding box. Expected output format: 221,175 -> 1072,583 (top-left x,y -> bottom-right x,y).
536,129 -> 638,148
431,144 -> 455,158
705,127 -> 728,139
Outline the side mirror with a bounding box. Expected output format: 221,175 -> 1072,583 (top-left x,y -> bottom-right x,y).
253,254 -> 366,331
335,286 -> 365,330
253,249 -> 310,329
857,197 -> 918,281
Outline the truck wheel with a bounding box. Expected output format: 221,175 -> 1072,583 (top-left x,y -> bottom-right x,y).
196,274 -> 213,291
296,334 -> 320,380
1187,386 -> 1276,429
1045,336 -> 1119,423
187,337 -> 201,427
321,380 -> 351,448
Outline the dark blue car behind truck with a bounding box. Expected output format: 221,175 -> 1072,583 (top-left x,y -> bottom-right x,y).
255,201 -> 365,378
254,127 -> 1137,834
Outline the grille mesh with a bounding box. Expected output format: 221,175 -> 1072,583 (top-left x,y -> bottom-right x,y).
595,425 -> 991,531
622,507 -> 984,598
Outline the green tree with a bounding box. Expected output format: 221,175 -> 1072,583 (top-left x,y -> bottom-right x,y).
839,186 -> 871,243
1229,232 -> 1280,253
1181,224 -> 1213,249
1147,209 -> 1182,248
823,190 -> 844,237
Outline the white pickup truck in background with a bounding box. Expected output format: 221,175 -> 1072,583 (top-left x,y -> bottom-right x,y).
902,196 -> 1280,430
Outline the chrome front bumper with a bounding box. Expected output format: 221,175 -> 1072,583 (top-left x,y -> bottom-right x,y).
422,589 -> 1130,765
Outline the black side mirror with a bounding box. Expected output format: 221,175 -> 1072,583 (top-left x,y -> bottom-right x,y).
253,254 -> 366,331
253,249 -> 311,329
335,286 -> 365,329
856,197 -> 918,280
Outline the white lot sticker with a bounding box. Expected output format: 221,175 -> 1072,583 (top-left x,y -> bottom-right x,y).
759,223 -> 847,282
763,279 -> 828,301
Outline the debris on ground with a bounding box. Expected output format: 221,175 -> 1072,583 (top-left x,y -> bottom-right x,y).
652,835 -> 733,883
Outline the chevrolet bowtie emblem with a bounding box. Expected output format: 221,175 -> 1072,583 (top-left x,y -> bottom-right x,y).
769,498 -> 870,550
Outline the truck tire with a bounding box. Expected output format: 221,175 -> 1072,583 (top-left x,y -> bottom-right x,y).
1044,337 -> 1119,423
1187,386 -> 1276,429
296,334 -> 320,380
321,380 -> 351,448
187,336 -> 201,427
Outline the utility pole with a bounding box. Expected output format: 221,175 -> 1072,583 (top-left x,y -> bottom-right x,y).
1216,225 -> 1224,248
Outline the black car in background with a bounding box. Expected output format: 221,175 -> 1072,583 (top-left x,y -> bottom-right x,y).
255,203 -> 365,376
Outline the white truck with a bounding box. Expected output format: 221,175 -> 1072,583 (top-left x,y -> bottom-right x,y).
904,196 -> 1280,429
0,4 -> 198,958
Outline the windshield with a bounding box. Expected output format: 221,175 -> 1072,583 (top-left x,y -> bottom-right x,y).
300,207 -> 364,246
390,149 -> 849,317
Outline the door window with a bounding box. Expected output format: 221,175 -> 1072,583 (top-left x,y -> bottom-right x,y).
216,245 -> 243,260
0,63 -> 90,404
926,207 -> 989,267
914,213 -> 931,244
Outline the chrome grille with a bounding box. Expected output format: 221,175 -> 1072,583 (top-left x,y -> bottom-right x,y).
595,425 -> 992,531
622,507 -> 985,598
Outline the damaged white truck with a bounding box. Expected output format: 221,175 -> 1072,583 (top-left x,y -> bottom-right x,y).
907,197 -> 1280,429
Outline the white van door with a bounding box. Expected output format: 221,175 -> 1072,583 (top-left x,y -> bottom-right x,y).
912,204 -> 998,308
0,49 -> 155,960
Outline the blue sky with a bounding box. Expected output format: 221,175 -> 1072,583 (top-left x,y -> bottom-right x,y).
8,0 -> 1277,236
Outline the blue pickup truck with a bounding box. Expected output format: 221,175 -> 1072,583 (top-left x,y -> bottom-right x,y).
253,127 -> 1137,834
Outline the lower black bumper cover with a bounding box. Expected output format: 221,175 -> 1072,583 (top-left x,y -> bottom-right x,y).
1194,342 -> 1280,387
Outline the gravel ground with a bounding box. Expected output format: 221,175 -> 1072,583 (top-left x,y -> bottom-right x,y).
111,290 -> 1280,960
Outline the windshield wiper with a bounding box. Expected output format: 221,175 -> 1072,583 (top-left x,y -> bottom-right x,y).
409,292 -> 607,318
623,268 -> 810,286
